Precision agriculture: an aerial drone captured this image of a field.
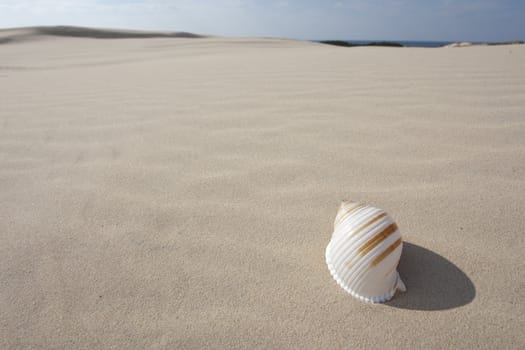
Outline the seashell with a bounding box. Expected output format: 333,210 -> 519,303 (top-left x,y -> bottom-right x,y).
326,200 -> 406,303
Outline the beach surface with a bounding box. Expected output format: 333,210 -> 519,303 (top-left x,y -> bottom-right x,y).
1,27 -> 525,349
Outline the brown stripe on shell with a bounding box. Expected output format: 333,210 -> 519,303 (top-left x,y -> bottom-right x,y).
334,203 -> 366,228
371,238 -> 402,267
358,222 -> 398,256
352,212 -> 387,237
343,212 -> 389,269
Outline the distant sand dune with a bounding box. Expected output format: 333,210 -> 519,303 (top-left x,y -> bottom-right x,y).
0,25 -> 203,45
445,40 -> 524,48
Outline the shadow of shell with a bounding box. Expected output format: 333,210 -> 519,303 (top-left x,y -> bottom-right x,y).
387,242 -> 475,310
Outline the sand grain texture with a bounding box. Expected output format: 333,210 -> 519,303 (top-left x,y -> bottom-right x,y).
1,28 -> 525,349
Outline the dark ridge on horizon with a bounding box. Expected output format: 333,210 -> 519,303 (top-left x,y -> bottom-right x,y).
318,39 -> 524,48
0,25 -> 204,44
319,40 -> 403,48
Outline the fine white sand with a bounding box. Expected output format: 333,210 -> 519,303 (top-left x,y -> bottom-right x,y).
1,27 -> 525,349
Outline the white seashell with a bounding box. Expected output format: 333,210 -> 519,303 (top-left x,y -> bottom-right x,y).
326,200 -> 406,303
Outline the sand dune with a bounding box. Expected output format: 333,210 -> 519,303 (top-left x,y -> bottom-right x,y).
1,29 -> 525,349
0,25 -> 203,45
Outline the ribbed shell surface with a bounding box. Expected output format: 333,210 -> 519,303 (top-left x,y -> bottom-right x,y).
326,201 -> 405,303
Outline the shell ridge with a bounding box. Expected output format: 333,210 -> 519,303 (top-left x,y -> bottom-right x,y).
340,236 -> 400,295
337,235 -> 399,293
371,238 -> 402,266
358,222 -> 399,256
329,221 -> 398,300
331,216 -> 395,268
326,251 -> 395,303
334,205 -> 372,231
338,208 -> 384,238
330,209 -> 391,261
352,242 -> 402,294
353,253 -> 402,298
333,213 -> 392,253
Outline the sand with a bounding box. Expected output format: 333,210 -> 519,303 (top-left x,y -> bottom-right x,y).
1,27 -> 525,349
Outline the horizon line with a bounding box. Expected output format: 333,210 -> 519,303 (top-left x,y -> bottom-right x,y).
1,25 -> 523,44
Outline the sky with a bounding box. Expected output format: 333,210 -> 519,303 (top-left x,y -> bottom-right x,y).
0,0 -> 524,42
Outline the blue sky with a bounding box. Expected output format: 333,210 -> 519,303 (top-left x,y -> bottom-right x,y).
0,0 -> 524,41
